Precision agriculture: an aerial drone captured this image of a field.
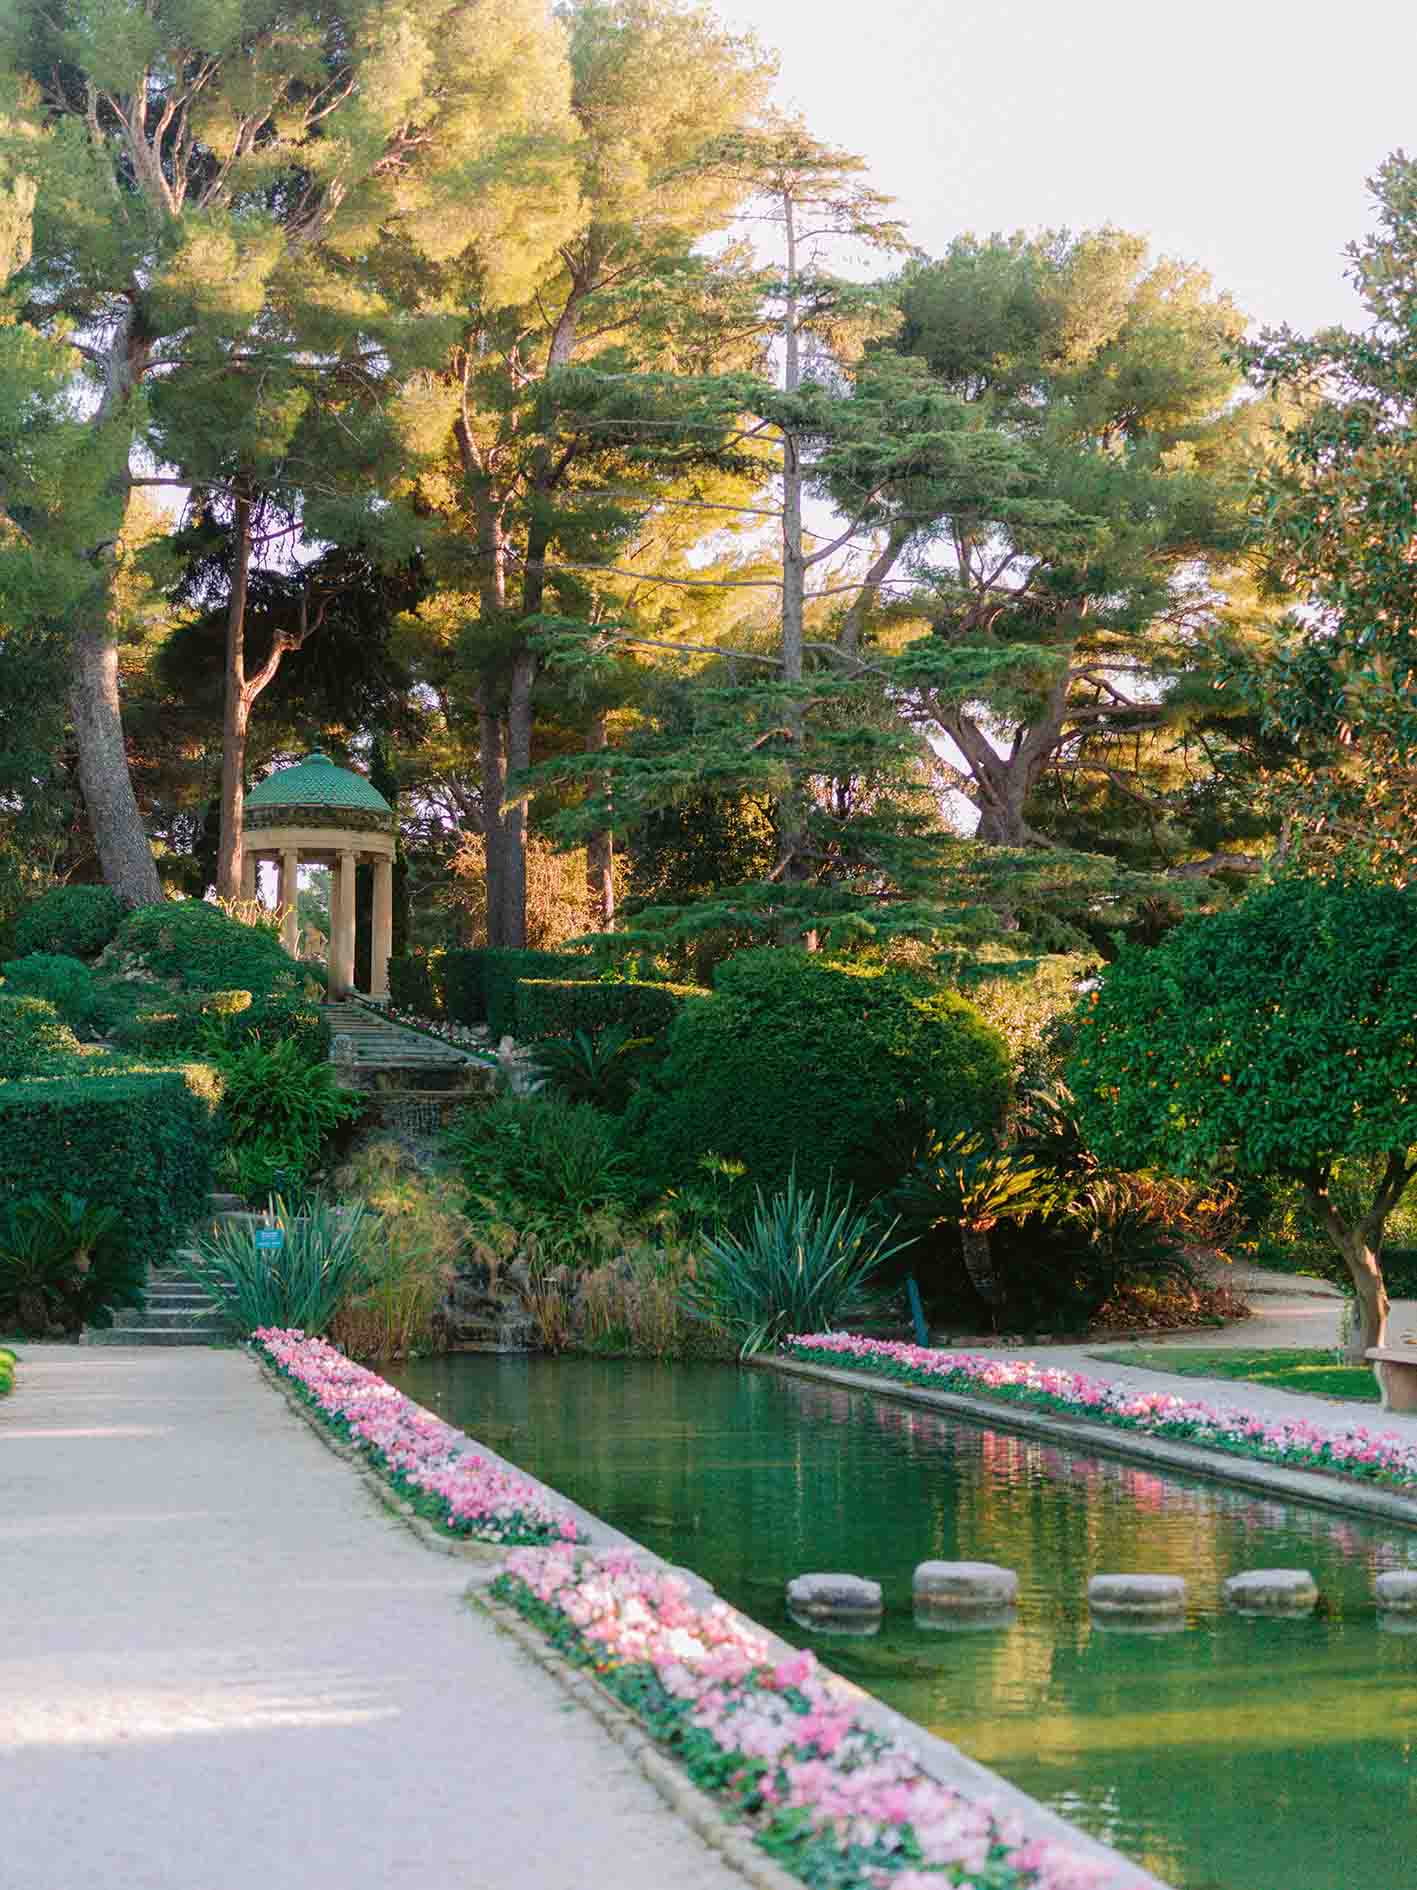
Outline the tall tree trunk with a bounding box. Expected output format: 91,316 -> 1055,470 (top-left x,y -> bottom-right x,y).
69,310 -> 161,906
477,690 -> 512,949
70,629 -> 162,907
1338,1231 -> 1390,1363
215,493 -> 254,903
776,191 -> 813,938
502,651 -> 535,951
586,709 -> 615,931
1303,1160 -> 1409,1363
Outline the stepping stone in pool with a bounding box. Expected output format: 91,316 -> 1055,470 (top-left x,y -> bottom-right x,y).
786,1571 -> 883,1632
1088,1573 -> 1187,1619
1223,1568 -> 1318,1614
913,1560 -> 1018,1615
1375,1570 -> 1417,1615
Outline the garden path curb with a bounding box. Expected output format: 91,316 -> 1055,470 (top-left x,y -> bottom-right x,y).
249,1347 -> 1172,1889
759,1355 -> 1417,1532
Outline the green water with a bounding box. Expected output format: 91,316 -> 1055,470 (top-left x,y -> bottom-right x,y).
387,1355 -> 1417,1890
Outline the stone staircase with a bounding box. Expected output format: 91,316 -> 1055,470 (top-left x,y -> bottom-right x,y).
82,1192 -> 242,1347
321,1001 -> 490,1079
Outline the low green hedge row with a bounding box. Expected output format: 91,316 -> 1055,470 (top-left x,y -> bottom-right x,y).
424,948 -> 595,1036
513,978 -> 709,1045
0,1061 -> 225,1260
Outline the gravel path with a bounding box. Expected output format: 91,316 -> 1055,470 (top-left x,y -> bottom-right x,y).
0,1346 -> 746,1890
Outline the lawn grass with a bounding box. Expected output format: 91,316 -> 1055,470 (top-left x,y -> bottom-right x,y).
1088,1345 -> 1380,1404
0,1347 -> 14,1396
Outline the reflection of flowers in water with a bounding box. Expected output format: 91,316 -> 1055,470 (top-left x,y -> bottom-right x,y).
787,1335 -> 1417,1577
497,1545 -> 1143,1890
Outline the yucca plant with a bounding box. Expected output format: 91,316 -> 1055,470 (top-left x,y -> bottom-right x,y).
177,1193 -> 370,1337
533,1027 -> 652,1110
685,1172 -> 914,1357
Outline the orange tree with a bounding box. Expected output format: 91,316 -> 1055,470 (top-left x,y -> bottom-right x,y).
1066,872 -> 1417,1362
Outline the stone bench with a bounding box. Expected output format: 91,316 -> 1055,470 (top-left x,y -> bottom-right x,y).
1365,1347 -> 1417,1412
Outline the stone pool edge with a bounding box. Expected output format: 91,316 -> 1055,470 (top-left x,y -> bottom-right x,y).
758,1354 -> 1417,1531
250,1347 -> 1172,1890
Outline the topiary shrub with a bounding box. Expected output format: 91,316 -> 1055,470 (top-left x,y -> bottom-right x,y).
624,948 -> 1010,1196
1,953 -> 101,1027
0,994 -> 86,1076
104,899 -> 302,997
389,951 -> 445,1018
11,884 -> 125,961
0,1062 -> 223,1260
513,978 -> 708,1047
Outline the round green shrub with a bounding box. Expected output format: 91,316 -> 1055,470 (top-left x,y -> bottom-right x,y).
0,994 -> 86,1076
12,885 -> 125,961
624,948 -> 1010,1195
1,953 -> 97,1024
106,900 -> 302,996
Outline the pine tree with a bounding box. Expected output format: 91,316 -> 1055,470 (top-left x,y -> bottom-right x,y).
0,0 -> 578,900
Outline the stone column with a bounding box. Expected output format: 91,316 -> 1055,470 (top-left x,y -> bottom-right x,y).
331,849 -> 358,993
279,848 -> 300,958
240,850 -> 257,902
371,854 -> 394,1000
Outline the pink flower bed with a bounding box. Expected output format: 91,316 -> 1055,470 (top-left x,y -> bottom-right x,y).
495,1546 -> 1145,1890
783,1335 -> 1417,1493
253,1328 -> 581,1544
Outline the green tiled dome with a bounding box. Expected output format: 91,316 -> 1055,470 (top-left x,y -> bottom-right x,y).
247,751 -> 392,814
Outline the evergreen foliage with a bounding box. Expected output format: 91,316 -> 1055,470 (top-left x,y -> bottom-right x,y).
513,977 -> 707,1045
11,885 -> 125,961
1068,873 -> 1417,1357
0,1064 -> 223,1259
0,992 -> 83,1074
624,948 -> 1009,1194
106,901 -> 303,997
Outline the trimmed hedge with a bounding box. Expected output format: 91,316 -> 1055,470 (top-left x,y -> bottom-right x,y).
623,947 -> 1010,1195
0,1062 -> 224,1259
442,948 -> 594,1036
514,978 -> 708,1046
484,950 -> 594,1038
389,951 -> 445,1018
12,884 -> 125,961
442,950 -> 483,1025
0,994 -> 85,1076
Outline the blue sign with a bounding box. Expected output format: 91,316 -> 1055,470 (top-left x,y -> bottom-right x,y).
254,1227 -> 285,1253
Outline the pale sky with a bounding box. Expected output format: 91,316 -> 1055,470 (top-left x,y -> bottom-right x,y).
711,0 -> 1417,334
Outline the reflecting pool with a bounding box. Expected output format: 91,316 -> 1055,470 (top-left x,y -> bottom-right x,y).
387,1354 -> 1417,1890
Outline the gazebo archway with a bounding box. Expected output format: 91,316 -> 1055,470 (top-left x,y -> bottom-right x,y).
243,752 -> 397,998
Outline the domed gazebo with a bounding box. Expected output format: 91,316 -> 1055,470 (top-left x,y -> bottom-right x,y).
244,752 -> 397,999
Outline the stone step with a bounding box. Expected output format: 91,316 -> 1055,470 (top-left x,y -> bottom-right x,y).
143,1292 -> 217,1311
131,1307 -> 227,1331
83,1325 -> 228,1348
